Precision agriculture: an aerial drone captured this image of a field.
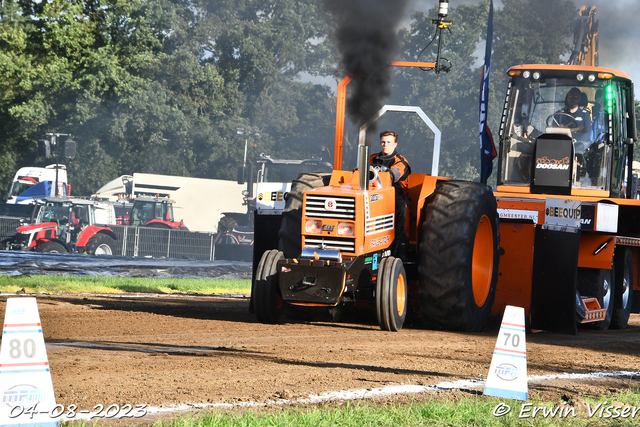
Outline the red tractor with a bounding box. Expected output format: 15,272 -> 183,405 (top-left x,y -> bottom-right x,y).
129,196 -> 188,230
0,197 -> 118,255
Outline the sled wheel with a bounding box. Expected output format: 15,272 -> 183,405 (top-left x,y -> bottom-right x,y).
611,248 -> 633,329
577,267 -> 614,330
418,180 -> 500,331
376,257 -> 407,332
85,234 -> 116,255
278,173 -> 332,258
35,241 -> 67,253
254,249 -> 285,324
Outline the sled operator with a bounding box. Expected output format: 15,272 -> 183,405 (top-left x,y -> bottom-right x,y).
554,87 -> 592,142
370,130 -> 411,259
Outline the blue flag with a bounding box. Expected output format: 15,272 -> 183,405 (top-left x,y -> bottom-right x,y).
480,0 -> 496,184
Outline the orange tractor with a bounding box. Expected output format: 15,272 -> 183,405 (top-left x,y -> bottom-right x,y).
252,60 -> 501,331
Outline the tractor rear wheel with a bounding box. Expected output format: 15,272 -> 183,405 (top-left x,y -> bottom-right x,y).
278,173 -> 332,258
35,241 -> 67,253
577,267 -> 614,330
611,248 -> 633,329
254,249 -> 286,324
85,234 -> 116,255
376,257 -> 407,332
418,180 -> 499,332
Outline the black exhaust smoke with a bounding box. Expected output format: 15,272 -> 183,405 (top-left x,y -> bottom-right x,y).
324,0 -> 409,131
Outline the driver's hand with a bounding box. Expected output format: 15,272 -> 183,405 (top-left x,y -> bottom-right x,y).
570,125 -> 584,134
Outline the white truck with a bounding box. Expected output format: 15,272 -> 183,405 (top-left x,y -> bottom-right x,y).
6,164 -> 69,204
92,173 -> 247,233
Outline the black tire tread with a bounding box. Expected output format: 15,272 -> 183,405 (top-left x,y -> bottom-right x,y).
278,173 -> 332,258
418,180 -> 499,332
35,241 -> 67,253
611,248 -> 632,329
85,234 -> 116,255
254,249 -> 285,324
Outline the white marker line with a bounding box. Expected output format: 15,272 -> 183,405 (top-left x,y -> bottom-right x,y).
59,370 -> 640,422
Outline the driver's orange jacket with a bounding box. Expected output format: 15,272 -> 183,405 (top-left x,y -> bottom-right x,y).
370,150 -> 411,197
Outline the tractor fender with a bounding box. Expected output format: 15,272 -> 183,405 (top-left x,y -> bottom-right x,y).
76,226 -> 117,248
408,174 -> 452,247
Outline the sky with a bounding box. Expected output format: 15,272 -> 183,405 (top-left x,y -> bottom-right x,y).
410,0 -> 640,98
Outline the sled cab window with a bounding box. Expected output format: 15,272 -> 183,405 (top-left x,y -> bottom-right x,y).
500,74 -> 614,191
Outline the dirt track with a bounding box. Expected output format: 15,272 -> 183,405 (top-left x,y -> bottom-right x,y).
1,293 -> 640,423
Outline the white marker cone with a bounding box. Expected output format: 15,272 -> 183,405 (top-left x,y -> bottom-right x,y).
483,305 -> 528,401
0,297 -> 58,426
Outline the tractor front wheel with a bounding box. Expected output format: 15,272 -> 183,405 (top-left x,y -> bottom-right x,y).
418,180 -> 499,332
376,257 -> 407,332
35,241 -> 67,253
254,249 -> 286,324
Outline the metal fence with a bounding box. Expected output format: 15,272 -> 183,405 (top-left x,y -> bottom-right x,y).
0,217 -> 252,261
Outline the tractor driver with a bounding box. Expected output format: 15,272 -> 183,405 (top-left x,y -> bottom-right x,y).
370,130 -> 412,259
553,87 -> 592,142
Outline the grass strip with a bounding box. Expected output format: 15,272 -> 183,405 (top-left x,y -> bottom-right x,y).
145,389 -> 640,427
0,275 -> 251,295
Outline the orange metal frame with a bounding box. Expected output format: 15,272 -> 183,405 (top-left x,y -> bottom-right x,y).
333,61 -> 437,171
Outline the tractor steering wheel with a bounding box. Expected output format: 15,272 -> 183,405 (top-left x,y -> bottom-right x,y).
546,112 -> 577,128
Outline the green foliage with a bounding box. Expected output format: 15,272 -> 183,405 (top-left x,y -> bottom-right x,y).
0,0 -> 336,198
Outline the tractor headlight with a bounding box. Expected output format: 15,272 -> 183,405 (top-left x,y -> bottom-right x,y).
305,220 -> 322,234
337,222 -> 355,236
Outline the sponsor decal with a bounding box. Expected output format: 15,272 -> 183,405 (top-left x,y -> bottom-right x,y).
364,257 -> 372,264
382,250 -> 391,258
536,156 -> 570,170
324,199 -> 337,210
545,198 -> 581,228
258,191 -> 287,202
497,209 -> 538,223
372,253 -> 378,270
2,384 -> 45,408
369,236 -> 390,248
545,206 -> 581,220
281,267 -> 291,273
494,363 -> 521,381
370,193 -> 383,202
322,224 -> 334,231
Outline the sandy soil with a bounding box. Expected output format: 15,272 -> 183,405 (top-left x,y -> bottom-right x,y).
1,293 -> 639,424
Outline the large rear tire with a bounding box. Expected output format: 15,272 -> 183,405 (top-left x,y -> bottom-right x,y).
278,173 -> 332,258
376,257 -> 407,332
611,248 -> 633,329
254,249 -> 285,324
85,234 -> 116,255
577,267 -> 614,330
418,180 -> 499,332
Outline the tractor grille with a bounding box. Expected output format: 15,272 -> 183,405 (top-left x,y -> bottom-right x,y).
365,213 -> 394,235
305,195 -> 355,220
304,236 -> 355,253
